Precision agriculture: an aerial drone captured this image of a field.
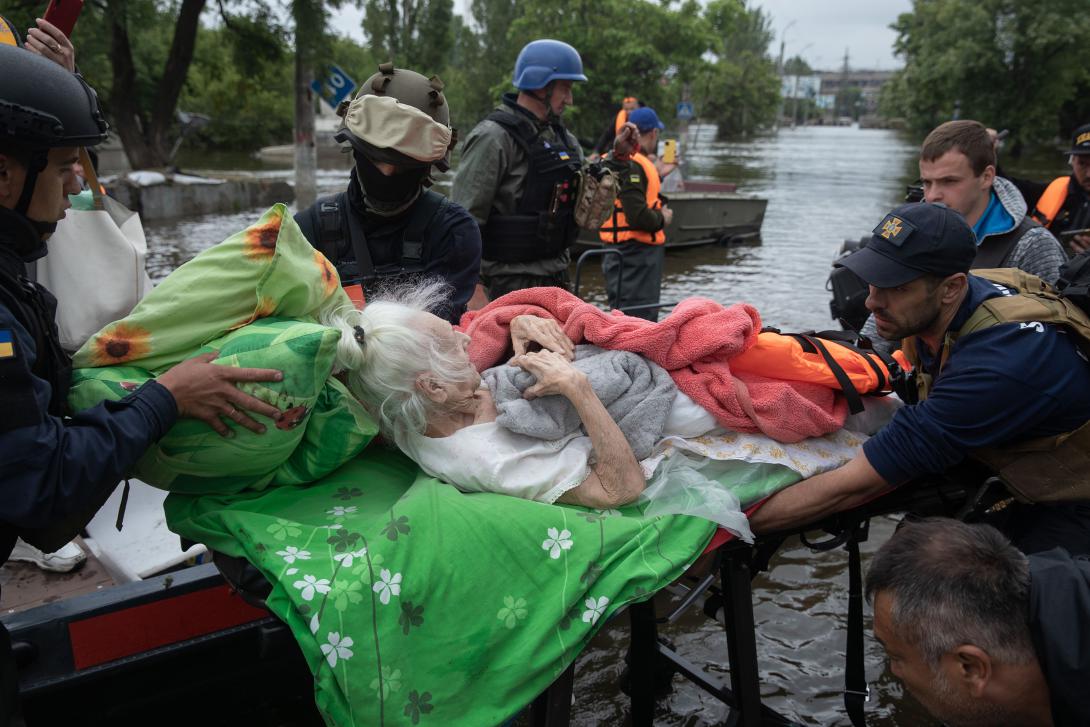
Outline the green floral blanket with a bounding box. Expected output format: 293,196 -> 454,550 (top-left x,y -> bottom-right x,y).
165,448 -> 716,726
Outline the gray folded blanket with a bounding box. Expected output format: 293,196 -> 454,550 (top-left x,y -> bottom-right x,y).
482,345 -> 677,459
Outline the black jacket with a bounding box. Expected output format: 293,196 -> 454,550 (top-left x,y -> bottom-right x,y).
1027,548 -> 1090,726
0,208 -> 176,566
294,172 -> 482,324
1000,170 -> 1090,237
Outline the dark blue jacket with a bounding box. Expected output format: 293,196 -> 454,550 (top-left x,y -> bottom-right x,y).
295,172 -> 482,324
1028,548 -> 1090,726
864,275 -> 1090,484
0,212 -> 176,564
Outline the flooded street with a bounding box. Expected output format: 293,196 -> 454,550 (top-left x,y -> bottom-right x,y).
145,125 -> 937,726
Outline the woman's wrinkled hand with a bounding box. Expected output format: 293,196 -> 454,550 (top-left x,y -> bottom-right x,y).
509,314 -> 574,360
510,350 -> 587,400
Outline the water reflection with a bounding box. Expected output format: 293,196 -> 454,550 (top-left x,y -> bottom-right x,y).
144,125 -> 937,726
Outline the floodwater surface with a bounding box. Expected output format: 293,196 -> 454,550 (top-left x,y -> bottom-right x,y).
144,125 -> 974,726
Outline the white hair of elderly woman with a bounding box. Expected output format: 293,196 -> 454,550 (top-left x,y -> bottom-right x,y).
320,278 -> 478,439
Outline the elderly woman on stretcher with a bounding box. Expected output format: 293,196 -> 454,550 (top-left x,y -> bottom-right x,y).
326,281 -> 898,541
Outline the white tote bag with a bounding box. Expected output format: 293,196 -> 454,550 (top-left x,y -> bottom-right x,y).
35,149 -> 153,351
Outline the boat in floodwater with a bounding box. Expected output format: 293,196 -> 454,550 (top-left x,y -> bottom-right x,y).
577,180 -> 768,249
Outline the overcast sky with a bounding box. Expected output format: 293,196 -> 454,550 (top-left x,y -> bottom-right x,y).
753,0 -> 913,71
330,0 -> 914,72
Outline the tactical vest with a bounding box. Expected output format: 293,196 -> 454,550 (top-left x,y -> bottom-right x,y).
599,153 -> 665,246
306,189 -> 448,298
1031,176 -> 1071,229
480,110 -> 582,264
902,268 -> 1090,503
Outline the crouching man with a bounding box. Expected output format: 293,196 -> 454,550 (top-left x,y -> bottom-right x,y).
866,517 -> 1089,727
749,202 -> 1090,556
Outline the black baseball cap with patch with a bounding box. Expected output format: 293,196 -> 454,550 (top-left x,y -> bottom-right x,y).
1066,123 -> 1090,156
834,203 -> 977,288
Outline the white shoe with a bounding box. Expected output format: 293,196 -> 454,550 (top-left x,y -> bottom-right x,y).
9,538 -> 87,573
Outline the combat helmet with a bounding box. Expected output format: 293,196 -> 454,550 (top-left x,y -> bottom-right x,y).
512,39 -> 587,91
335,62 -> 456,172
0,43 -> 108,217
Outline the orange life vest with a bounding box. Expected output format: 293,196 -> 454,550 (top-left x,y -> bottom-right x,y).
731,331 -> 910,412
613,108 -> 628,136
598,152 -> 665,245
1031,176 -> 1071,229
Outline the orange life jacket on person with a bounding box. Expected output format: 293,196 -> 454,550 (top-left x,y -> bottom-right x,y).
1031,176 -> 1071,229
613,108 -> 628,136
731,330 -> 910,413
598,152 -> 665,245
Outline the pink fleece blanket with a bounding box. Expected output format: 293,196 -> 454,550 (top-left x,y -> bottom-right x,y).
457,288 -> 847,442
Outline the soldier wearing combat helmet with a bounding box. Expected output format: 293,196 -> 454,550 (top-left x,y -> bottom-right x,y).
294,63 -> 482,323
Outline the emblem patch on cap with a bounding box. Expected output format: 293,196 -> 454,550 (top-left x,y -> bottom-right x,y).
873,214 -> 914,246
1078,131 -> 1090,146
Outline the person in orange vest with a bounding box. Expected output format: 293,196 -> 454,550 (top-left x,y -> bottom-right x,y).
598,106 -> 673,322
997,123 -> 1090,254
591,96 -> 641,160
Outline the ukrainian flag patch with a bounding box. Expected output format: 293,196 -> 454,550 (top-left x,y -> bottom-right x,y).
0,329 -> 15,359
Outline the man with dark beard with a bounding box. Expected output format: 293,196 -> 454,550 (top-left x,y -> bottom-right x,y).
749,203 -> 1090,556
295,64 -> 482,323
866,518 -> 1089,727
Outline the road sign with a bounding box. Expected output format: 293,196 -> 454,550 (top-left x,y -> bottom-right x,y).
676,102 -> 695,121
311,65 -> 357,110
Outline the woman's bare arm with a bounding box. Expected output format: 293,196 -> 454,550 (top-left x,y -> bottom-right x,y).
511,352 -> 645,508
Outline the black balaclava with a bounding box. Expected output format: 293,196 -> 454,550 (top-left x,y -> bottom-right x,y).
354,152 -> 430,217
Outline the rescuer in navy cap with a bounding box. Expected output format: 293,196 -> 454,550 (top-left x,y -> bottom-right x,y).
752,199 -> 1090,569
835,202 -> 977,288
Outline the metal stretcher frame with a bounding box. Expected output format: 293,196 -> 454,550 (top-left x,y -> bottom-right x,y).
619,464 -> 999,727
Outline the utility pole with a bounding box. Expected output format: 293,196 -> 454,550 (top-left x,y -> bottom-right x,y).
292,0 -> 320,210
774,20 -> 795,131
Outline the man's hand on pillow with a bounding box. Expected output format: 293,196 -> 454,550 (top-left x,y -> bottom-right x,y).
157,353 -> 284,437
509,315 -> 574,360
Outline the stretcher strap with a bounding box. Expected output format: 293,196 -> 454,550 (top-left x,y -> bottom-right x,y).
803,335 -> 865,414
844,526 -> 869,727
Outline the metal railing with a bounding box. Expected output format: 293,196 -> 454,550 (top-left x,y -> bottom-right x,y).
572,248 -> 676,316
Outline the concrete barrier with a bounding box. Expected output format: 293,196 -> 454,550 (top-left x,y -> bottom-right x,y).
107,173 -> 295,221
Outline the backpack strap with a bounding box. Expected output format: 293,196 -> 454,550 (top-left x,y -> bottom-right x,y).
792,333 -> 866,414
317,197 -> 343,262
310,192 -> 377,285
486,110 -> 539,156
972,215 -> 1037,269
400,190 -> 448,269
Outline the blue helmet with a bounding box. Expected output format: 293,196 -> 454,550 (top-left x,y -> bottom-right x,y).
512,39 -> 587,91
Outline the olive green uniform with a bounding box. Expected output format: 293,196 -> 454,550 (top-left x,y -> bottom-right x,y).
452,100 -> 585,298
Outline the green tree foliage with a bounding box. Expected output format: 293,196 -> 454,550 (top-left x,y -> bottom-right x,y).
881,0 -> 1090,151
783,55 -> 812,76
695,0 -> 781,138
3,0 -> 784,159
503,0 -> 713,142
180,24 -> 293,150
363,0 -> 454,73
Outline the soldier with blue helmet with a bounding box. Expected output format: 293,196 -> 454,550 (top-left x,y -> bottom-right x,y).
452,39 -> 590,300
